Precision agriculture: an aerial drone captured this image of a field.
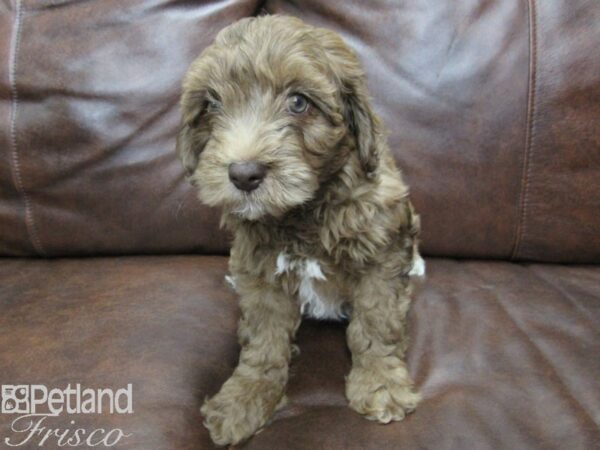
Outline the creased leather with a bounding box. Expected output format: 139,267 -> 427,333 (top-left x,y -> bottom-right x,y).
1,257 -> 599,449
0,0 -> 598,261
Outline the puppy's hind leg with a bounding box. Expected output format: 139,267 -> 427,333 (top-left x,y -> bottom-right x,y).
201,279 -> 300,446
345,273 -> 421,423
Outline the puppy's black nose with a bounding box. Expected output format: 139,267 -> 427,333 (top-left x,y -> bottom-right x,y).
228,161 -> 267,192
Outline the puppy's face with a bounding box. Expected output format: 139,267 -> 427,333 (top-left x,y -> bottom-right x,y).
177,16 -> 379,221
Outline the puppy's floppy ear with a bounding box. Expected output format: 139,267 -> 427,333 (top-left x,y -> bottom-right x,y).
176,96 -> 208,177
176,123 -> 198,176
342,81 -> 381,177
315,28 -> 382,177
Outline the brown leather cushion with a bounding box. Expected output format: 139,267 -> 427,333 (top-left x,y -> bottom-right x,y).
1,1 -> 599,262
0,0 -> 257,257
266,0 -> 600,263
1,256 -> 599,448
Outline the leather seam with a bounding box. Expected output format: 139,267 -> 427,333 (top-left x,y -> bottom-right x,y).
511,0 -> 537,260
8,0 -> 46,256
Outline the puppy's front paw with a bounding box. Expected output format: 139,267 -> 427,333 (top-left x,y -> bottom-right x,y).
346,366 -> 420,423
201,376 -> 284,446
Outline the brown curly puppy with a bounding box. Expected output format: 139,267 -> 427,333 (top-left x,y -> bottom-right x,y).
177,15 -> 424,446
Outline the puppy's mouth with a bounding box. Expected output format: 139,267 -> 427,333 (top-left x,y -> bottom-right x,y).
230,192 -> 268,221
227,181 -> 309,222
224,161 -> 271,220
195,159 -> 320,221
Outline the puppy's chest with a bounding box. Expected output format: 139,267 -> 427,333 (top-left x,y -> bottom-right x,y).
275,252 -> 349,321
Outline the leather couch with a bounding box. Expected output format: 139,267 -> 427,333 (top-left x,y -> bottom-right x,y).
1,1 -> 599,448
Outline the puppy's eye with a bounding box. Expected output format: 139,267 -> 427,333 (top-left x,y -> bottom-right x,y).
204,99 -> 220,113
287,94 -> 309,114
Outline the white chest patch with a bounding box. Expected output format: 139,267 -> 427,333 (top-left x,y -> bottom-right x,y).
409,253 -> 426,278
275,253 -> 347,320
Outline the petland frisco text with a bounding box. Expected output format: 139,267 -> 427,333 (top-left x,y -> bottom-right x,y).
1,384 -> 133,447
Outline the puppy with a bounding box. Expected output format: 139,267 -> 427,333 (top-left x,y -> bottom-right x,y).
177,15 -> 424,446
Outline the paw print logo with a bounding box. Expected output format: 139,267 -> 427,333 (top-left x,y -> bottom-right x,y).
1,385 -> 30,414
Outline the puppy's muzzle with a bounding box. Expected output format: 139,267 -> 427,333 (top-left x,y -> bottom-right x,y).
228,161 -> 267,192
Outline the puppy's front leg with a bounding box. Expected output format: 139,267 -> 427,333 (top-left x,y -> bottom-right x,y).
346,273 -> 421,423
201,282 -> 300,446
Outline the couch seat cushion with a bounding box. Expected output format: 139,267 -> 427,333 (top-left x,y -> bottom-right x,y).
0,256 -> 598,448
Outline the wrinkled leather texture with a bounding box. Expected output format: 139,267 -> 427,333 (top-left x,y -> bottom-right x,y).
1,0 -> 599,262
0,0 -> 260,257
1,1 -> 599,447
1,256 -> 599,449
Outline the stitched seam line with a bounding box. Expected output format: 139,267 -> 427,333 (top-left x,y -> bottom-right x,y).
511,0 -> 537,260
8,0 -> 45,256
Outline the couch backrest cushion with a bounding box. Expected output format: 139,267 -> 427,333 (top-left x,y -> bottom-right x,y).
0,0 -> 258,256
1,0 -> 599,262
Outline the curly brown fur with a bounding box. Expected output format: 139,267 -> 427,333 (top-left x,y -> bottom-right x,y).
177,15 -> 423,446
